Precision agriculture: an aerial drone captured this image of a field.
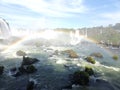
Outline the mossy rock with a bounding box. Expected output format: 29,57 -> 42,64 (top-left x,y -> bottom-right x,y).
0,66 -> 4,75
85,56 -> 96,64
26,65 -> 37,73
90,52 -> 103,58
85,66 -> 94,76
63,49 -> 78,58
73,71 -> 89,85
112,55 -> 119,60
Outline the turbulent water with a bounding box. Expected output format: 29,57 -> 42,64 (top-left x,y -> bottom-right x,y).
0,31 -> 120,90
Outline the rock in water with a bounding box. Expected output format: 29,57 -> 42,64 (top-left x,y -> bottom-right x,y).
90,52 -> 103,58
22,57 -> 39,65
62,49 -> 79,58
26,65 -> 37,73
0,66 -> 4,75
26,81 -> 34,90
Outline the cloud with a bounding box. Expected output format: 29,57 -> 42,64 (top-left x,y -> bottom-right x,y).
101,12 -> 120,20
1,0 -> 87,17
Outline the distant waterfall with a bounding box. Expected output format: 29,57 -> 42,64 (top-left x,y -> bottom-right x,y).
70,30 -> 82,45
0,18 -> 11,39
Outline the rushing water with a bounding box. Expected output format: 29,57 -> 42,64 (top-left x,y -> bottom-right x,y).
0,18 -> 11,39
0,31 -> 120,90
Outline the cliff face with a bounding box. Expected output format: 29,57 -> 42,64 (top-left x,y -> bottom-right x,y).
0,18 -> 11,38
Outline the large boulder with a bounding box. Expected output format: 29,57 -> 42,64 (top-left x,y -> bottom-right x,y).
22,57 -> 39,65
0,66 -> 4,75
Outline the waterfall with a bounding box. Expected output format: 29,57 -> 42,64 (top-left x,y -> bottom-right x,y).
70,30 -> 82,45
0,18 -> 11,39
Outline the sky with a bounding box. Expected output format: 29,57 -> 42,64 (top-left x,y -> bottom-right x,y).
0,0 -> 120,29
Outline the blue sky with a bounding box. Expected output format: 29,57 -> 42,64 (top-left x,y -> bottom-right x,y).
0,0 -> 120,29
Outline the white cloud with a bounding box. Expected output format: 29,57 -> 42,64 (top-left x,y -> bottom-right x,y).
101,12 -> 120,20
1,0 -> 87,17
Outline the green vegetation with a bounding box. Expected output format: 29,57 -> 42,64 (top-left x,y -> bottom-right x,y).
112,55 -> 119,60
85,56 -> 96,64
85,66 -> 94,76
0,66 -> 4,75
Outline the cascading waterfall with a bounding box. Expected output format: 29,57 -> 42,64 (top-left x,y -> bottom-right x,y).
70,30 -> 83,45
0,18 -> 11,39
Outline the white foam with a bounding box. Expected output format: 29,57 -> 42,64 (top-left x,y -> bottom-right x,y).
95,61 -> 120,72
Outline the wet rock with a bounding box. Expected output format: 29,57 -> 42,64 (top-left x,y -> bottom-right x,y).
18,66 -> 26,74
62,85 -> 72,90
62,49 -> 79,58
0,66 -> 4,75
72,71 -> 89,85
19,65 -> 37,74
85,66 -> 94,76
9,67 -> 22,77
10,67 -> 18,72
26,65 -> 37,74
26,81 -> 34,90
90,52 -> 103,58
22,57 -> 39,65
85,56 -> 96,64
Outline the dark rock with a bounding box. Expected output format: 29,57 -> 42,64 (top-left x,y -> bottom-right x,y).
26,65 -> 37,74
12,71 -> 22,77
26,81 -> 34,90
62,85 -> 72,90
72,71 -> 89,85
9,67 -> 22,77
10,67 -> 17,72
22,57 -> 39,65
0,66 -> 4,75
18,66 -> 26,74
85,66 -> 94,76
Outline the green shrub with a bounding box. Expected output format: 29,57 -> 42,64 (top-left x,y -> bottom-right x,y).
86,56 -> 96,64
112,55 -> 118,60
